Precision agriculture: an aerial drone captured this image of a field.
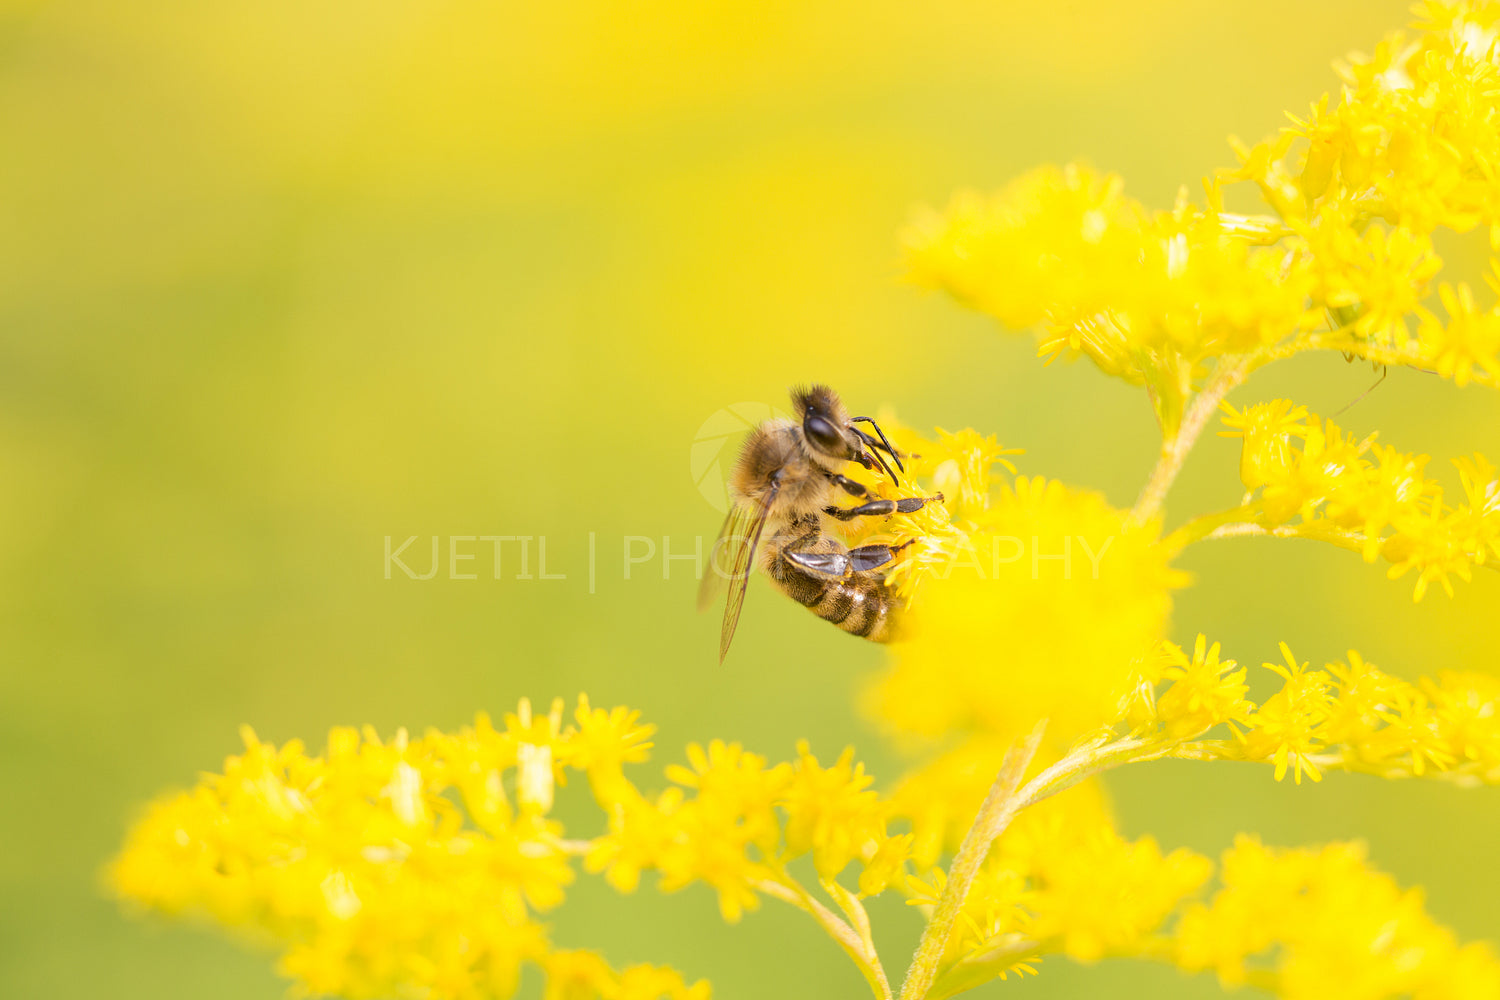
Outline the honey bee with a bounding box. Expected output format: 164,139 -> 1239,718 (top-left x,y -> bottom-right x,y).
698,384 -> 943,662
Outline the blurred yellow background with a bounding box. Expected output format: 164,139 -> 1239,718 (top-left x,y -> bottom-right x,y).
3,1 -> 1497,997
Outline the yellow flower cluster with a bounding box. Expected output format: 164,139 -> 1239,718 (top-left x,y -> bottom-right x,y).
893,762 -> 1499,999
1175,837 -> 1500,999
907,0 -> 1500,418
109,698 -> 703,1000
1011,820 -> 1211,965
112,687 -> 1500,1000
109,699 -> 937,1000
1133,636 -> 1500,787
587,738 -> 906,921
883,726 -> 1210,976
543,954 -> 711,1000
815,419 -> 1182,747
904,426 -> 1023,521
906,163 -> 1311,383
1217,400 -> 1500,599
899,777 -> 1210,992
1145,633 -> 1254,739
791,394 -> 1497,996
865,472 -> 1185,745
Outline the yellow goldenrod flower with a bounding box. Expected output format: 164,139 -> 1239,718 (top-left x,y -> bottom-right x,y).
1212,401 -> 1500,598
1116,635 -> 1500,786
1297,207 -> 1442,346
1218,399 -> 1311,491
593,747 -> 780,923
111,668 -> 1500,1000
905,164 -> 1147,341
1173,836 -> 1500,1000
543,952 -> 710,1000
571,696 -> 656,806
869,476 -> 1186,743
1320,650 -> 1415,749
613,964 -> 713,1000
109,700 -> 708,1000
1426,671 -> 1500,781
1421,282 -> 1500,386
1025,825 -> 1212,963
1234,644 -> 1334,784
902,426 -> 1023,520
858,831 -> 915,898
783,741 -> 889,879
906,162 -> 1317,391
543,951 -> 619,1000
589,737 -> 915,928
1155,635 -> 1254,739
913,1 -> 1500,394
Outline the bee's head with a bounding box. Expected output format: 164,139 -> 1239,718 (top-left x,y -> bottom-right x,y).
791,384 -> 857,459
791,383 -> 903,483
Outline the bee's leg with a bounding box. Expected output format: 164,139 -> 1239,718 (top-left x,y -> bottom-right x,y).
783,549 -> 851,579
770,516 -> 839,583
782,537 -> 915,578
827,473 -> 869,498
823,494 -> 944,521
846,539 -> 914,573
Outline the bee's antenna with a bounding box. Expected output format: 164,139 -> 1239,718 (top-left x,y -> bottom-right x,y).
850,417 -> 905,473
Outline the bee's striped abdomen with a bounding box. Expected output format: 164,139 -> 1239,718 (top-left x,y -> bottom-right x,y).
769,549 -> 897,643
818,579 -> 894,641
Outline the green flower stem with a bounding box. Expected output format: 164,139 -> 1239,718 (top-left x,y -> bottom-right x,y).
1163,504 -> 1263,552
1131,354 -> 1252,526
1192,520 -> 1498,577
1198,521 -> 1372,555
1010,736 -> 1166,811
1168,741 -> 1500,785
755,876 -> 892,1000
823,877 -> 882,972
898,720 -> 1047,1000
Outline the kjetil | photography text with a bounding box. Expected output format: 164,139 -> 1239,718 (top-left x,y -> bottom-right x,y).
382,533 -> 1118,587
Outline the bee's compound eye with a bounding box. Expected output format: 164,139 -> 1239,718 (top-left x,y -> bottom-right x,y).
803,414 -> 844,455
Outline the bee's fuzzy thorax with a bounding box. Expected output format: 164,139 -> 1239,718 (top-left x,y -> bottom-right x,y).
730,421 -> 836,518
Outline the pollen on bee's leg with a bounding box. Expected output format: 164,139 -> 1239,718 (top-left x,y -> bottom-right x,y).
894,493 -> 943,514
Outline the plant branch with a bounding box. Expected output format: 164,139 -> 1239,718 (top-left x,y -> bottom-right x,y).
1198,521 -> 1371,556
755,876 -> 892,1000
1168,741 -> 1500,784
897,720 -> 1047,1000
1131,355 -> 1252,526
823,877 -> 882,967
1008,736 -> 1166,812
1164,504 -> 1262,552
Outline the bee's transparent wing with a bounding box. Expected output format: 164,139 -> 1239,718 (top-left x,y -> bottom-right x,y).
697,487 -> 777,663
696,504 -> 746,613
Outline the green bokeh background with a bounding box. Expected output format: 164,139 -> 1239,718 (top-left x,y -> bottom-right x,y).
3,1 -> 1497,997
